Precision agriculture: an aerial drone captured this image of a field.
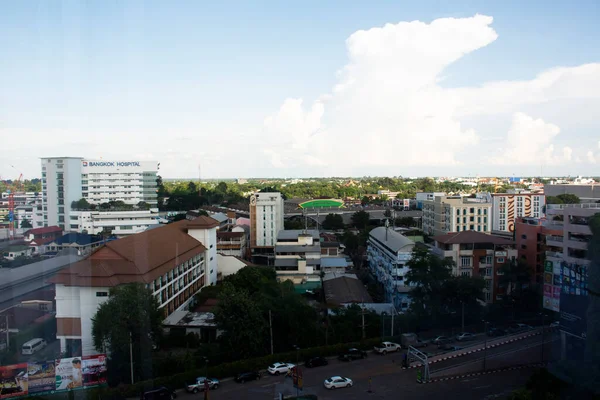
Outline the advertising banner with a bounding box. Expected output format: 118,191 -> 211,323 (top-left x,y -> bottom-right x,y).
55,357 -> 83,391
403,199 -> 410,211
0,363 -> 28,399
82,355 -> 107,387
544,260 -> 553,273
27,361 -> 55,395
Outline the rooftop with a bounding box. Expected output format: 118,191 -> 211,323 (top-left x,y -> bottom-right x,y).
323,275 -> 372,305
369,227 -> 414,252
163,311 -> 216,327
277,230 -> 320,240
433,231 -> 514,245
48,220 -> 210,287
50,232 -> 105,246
24,226 -> 62,236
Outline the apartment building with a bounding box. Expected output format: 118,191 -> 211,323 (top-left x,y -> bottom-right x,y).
367,226 -> 415,312
49,216 -> 219,356
249,192 -> 285,264
41,157 -> 84,229
431,231 -> 517,303
216,229 -> 248,258
422,194 -> 492,236
514,217 -> 562,286
69,210 -> 160,236
492,191 -> 545,233
415,192 -> 445,210
274,230 -> 321,283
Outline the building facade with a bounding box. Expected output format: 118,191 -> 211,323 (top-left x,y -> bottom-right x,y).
274,230 -> 321,283
367,226 -> 415,312
422,194 -> 492,236
49,217 -> 219,356
69,210 -> 160,236
249,192 -> 284,263
431,231 -> 517,303
514,217 -> 562,286
492,192 -> 545,233
544,184 -> 600,203
216,230 -> 247,258
41,158 -> 158,230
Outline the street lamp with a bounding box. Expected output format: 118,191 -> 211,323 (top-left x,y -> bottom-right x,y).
539,312 -> 545,363
482,320 -> 489,371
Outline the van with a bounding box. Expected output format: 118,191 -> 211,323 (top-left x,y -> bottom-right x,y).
21,338 -> 47,355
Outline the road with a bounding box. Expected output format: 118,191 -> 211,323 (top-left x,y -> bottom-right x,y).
173,330 -> 556,399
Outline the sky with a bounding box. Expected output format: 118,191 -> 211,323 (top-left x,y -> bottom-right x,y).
1,0 -> 599,179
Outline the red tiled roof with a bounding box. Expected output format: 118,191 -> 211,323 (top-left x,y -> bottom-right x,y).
28,237 -> 56,246
433,231 -> 514,245
187,215 -> 220,229
48,220 -> 208,287
25,226 -> 62,235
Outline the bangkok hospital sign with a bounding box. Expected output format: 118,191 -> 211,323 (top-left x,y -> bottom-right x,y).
83,161 -> 141,167
81,160 -> 157,172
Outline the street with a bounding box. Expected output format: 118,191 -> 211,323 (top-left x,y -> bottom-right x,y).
172,330 -> 557,399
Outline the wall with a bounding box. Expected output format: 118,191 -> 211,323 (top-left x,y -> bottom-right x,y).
188,227 -> 218,285
78,286 -> 110,356
216,254 -> 248,277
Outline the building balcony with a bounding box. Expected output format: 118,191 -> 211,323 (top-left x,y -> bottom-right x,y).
567,223 -> 591,235
545,235 -> 563,247
545,250 -> 563,259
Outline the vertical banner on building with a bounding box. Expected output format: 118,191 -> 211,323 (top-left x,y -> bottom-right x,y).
82,355 -> 107,387
55,357 -> 83,391
0,363 -> 28,399
542,260 -> 560,312
403,199 -> 410,211
27,361 -> 55,395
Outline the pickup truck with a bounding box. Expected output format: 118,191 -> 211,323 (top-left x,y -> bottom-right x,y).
373,341 -> 401,355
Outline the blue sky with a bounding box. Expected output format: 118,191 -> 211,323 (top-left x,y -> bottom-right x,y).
1,1 -> 599,178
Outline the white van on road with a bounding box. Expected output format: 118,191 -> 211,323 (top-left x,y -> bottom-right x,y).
22,338 -> 47,355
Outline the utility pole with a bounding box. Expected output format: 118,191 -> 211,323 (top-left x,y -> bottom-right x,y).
482,320 -> 488,371
3,315 -> 9,349
269,310 -> 274,355
361,306 -> 366,340
540,312 -> 545,363
129,332 -> 134,384
461,302 -> 465,333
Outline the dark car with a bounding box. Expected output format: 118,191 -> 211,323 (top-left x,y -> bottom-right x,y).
456,332 -> 475,342
439,344 -> 462,352
140,387 -> 176,400
305,356 -> 328,368
338,348 -> 367,361
235,371 -> 261,383
487,327 -> 507,337
432,336 -> 451,346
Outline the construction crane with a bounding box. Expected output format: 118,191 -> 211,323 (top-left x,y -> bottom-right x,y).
7,173 -> 23,239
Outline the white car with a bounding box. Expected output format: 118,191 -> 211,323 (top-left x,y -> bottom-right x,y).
267,362 -> 295,375
324,376 -> 353,390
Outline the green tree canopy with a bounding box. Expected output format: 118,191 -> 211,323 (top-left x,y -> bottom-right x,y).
322,213 -> 345,230
20,219 -> 33,228
351,210 -> 370,229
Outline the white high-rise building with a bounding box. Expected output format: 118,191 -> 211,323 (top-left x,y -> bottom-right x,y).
41,158 -> 158,230
249,192 -> 285,260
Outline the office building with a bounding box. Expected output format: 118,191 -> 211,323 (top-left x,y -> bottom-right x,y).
68,210 -> 160,237
49,216 -> 219,356
249,192 -> 284,264
422,193 -> 492,236
492,191 -> 545,233
367,226 -> 415,312
431,231 -> 517,303
41,158 -> 158,230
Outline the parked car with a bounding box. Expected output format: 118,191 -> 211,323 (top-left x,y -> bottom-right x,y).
323,376 -> 353,390
487,328 -> 507,337
140,387 -> 176,400
185,377 -> 219,393
305,357 -> 328,368
400,333 -> 430,349
439,344 -> 463,352
432,336 -> 451,345
267,362 -> 295,375
235,371 -> 261,383
550,321 -> 560,328
507,323 -> 534,334
456,332 -> 475,342
373,342 -> 401,354
338,348 -> 368,361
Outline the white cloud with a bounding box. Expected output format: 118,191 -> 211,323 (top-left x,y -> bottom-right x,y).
587,151 -> 596,164
264,14 -> 600,172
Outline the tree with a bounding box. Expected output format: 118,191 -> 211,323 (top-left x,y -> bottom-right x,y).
322,213 -> 344,230
187,181 -> 198,195
136,201 -> 150,210
71,198 -> 91,210
383,209 -> 392,218
20,219 -> 33,228
547,194 -> 580,205
499,259 -> 532,303
396,217 -> 415,227
351,210 -> 370,230
91,283 -> 163,383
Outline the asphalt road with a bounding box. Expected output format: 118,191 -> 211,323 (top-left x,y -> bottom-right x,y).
174,331 -> 554,399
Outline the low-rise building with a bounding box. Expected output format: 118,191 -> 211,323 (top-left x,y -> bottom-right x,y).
322,274 -> 372,307
431,231 -> 517,303
68,210 -> 160,237
23,226 -> 63,243
274,230 -> 321,283
45,232 -> 106,256
216,231 -> 247,258
2,245 -> 34,260
423,193 -> 492,236
367,226 -> 415,312
48,216 -> 220,356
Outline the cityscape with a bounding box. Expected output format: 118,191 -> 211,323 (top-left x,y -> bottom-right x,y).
1,2 -> 599,400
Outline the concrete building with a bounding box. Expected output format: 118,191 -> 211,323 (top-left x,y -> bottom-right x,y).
544,183 -> 600,203
431,231 -> 517,303
274,230 -> 321,283
422,193 -> 492,236
45,233 -> 106,257
367,226 -> 415,312
41,158 -> 158,230
492,191 -> 545,233
216,230 -> 247,258
68,210 -> 160,236
23,226 -> 63,243
416,192 -> 445,210
249,192 -> 285,264
48,216 -> 220,356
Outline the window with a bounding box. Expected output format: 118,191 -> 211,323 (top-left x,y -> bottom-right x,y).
484,209 -> 488,215
460,256 -> 471,267
456,217 -> 460,223
497,257 -> 505,263
96,292 -> 108,297
521,244 -> 527,249
470,208 -> 474,213
469,216 -> 474,222
486,256 -> 493,264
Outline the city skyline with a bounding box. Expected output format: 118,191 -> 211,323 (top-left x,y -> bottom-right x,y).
1,1 -> 599,179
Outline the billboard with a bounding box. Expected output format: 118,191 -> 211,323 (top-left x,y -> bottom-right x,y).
0,355 -> 106,399
558,261 -> 590,339
542,259 -> 562,312
403,199 -> 410,211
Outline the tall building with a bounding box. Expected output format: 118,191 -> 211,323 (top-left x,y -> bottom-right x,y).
41,157 -> 84,230
69,210 -> 160,236
422,194 -> 492,236
41,158 -> 158,230
492,191 -> 545,233
49,217 -> 219,356
249,192 -> 284,264
367,226 -> 415,312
